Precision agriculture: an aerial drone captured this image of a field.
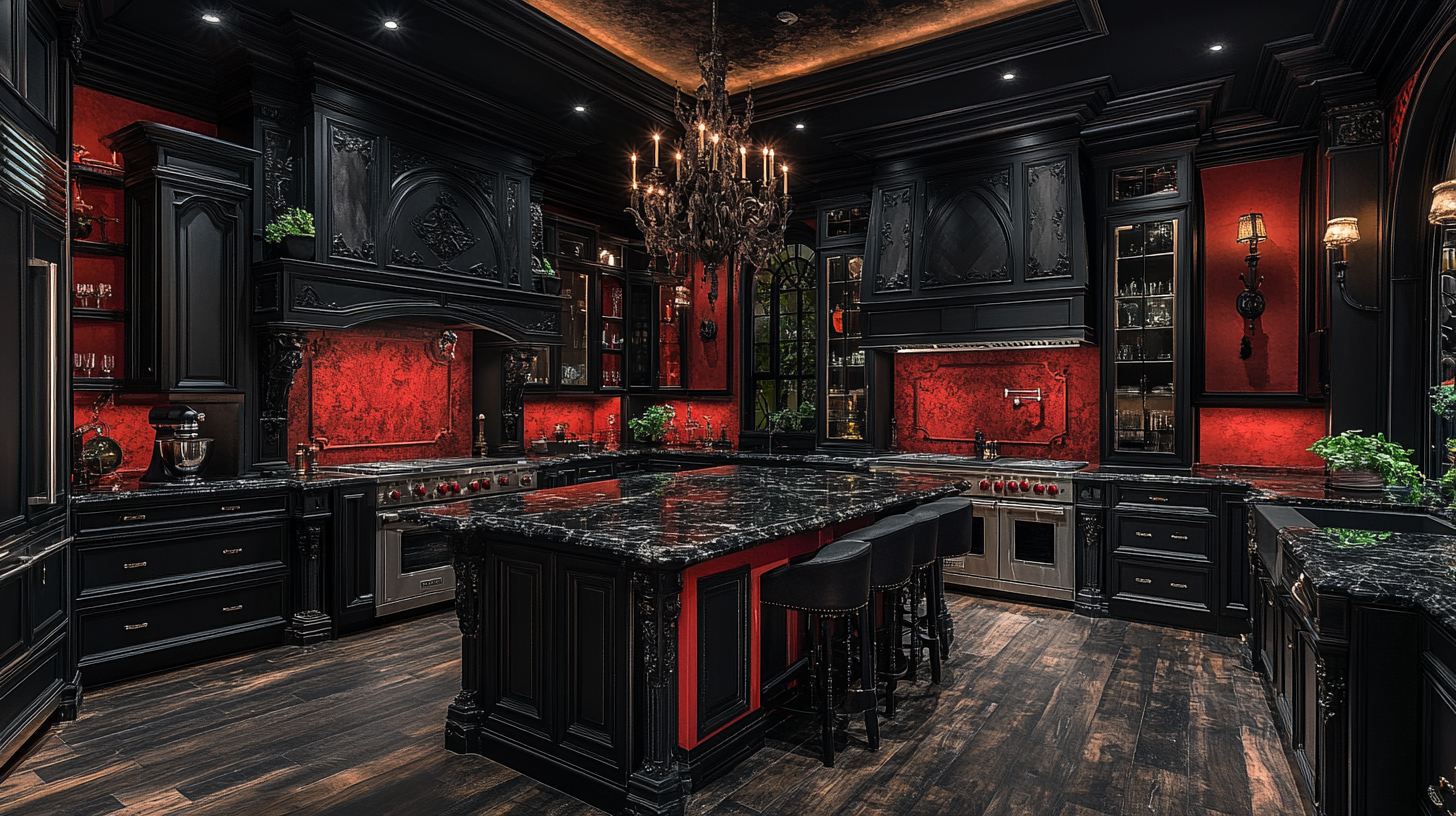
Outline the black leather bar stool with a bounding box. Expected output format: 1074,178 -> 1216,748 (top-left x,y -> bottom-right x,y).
838,515 -> 916,724
922,497 -> 974,658
900,506 -> 944,684
760,538 -> 874,767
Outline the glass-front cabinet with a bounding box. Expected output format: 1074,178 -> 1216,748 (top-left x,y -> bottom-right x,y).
657,284 -> 689,388
559,263 -> 591,389
824,252 -> 866,442
600,273 -> 626,390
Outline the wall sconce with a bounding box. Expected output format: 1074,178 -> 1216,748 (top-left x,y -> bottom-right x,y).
1324,217 -> 1378,313
427,329 -> 459,364
1430,180 -> 1456,273
1235,213 -> 1267,359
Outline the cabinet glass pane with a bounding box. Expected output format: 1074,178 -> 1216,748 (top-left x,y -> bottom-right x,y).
560,268 -> 590,387
825,254 -> 865,441
1113,219 -> 1177,454
628,284 -> 652,387
601,276 -> 624,389
658,285 -> 687,388
524,345 -> 551,386
1112,163 -> 1178,201
750,245 -> 816,430
825,206 -> 869,238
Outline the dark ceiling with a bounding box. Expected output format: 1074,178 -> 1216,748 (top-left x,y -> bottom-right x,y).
94,0 -> 1333,223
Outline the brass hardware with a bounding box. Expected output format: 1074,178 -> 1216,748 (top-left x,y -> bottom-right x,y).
1171,534 -> 1189,540
124,622 -> 148,631
1441,777 -> 1455,795
1136,531 -> 1153,538
221,548 -> 243,555
1148,496 -> 1168,502
1135,577 -> 1152,584
1171,582 -> 1189,589
122,514 -> 146,522
123,561 -> 147,569
220,505 -> 241,512
1431,786 -> 1444,807
222,605 -> 243,612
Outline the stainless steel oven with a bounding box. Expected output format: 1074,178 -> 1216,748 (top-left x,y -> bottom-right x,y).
942,498 -> 998,580
997,500 -> 1073,593
377,511 -> 456,616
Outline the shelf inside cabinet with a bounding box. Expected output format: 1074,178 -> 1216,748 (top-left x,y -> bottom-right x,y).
72,307 -> 127,322
73,240 -> 127,256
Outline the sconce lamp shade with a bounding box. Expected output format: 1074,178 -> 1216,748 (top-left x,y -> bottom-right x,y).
1430,180 -> 1456,225
1323,217 -> 1361,248
1236,212 -> 1267,244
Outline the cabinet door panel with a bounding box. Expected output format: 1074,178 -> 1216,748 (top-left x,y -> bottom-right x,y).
333,488 -> 374,630
175,198 -> 237,388
29,546 -> 64,639
490,546 -> 551,744
0,570 -> 24,671
557,559 -> 624,773
1423,669 -> 1456,815
0,200 -> 23,532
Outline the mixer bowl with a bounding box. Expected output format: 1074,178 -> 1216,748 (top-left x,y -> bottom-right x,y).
155,437 -> 212,478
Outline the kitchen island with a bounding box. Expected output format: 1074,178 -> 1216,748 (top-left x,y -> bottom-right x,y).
412,465 -> 964,816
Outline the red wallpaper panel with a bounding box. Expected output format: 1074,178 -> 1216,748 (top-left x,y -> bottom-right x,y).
72,395 -> 168,477
1200,156 -> 1304,393
287,328 -> 473,466
72,86 -> 218,163
894,347 -> 1101,464
524,396 -> 620,444
1198,406 -> 1326,468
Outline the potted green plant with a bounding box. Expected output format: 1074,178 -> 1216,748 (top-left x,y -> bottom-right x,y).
534,258 -> 561,296
264,207 -> 316,261
628,404 -> 675,447
765,401 -> 816,453
1307,430 -> 1422,493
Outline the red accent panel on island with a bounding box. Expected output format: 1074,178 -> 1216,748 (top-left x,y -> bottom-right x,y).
1198,406 -> 1326,468
1200,156 -> 1303,393
893,346 -> 1100,464
286,327 -> 474,466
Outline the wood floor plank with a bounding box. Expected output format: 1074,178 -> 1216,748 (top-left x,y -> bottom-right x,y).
1,597 -> 1309,816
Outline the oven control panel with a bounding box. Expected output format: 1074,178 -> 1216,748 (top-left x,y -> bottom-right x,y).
377,466 -> 540,506
966,473 -> 1073,502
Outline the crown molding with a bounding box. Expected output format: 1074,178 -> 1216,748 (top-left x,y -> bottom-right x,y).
1080,77 -> 1230,155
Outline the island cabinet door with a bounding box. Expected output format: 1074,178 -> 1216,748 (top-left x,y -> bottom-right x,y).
554,555 -> 630,778
486,544 -> 554,750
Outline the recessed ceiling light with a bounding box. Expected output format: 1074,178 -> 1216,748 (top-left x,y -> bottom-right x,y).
383,19 -> 400,30
1210,43 -> 1224,52
1001,72 -> 1016,81
795,123 -> 805,130
574,105 -> 586,113
201,12 -> 222,24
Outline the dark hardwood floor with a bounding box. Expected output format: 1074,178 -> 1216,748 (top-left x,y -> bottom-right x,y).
0,595 -> 1308,816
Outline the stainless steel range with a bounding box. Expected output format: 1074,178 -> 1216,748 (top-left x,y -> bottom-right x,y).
328,458 -> 539,616
868,454 -> 1086,602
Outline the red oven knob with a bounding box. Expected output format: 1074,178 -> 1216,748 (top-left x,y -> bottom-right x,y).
1005,481 -> 1018,492
1046,484 -> 1060,496
388,490 -> 401,501
1019,480 -> 1031,491
993,481 -> 1005,492
521,475 -> 532,486
468,480 -> 482,492
413,485 -> 427,497
498,475 -> 511,486
437,483 -> 450,495
449,482 -> 461,494
1033,483 -> 1045,494
979,479 -> 991,491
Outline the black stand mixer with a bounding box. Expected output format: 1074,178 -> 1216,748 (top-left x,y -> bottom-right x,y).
139,405 -> 213,485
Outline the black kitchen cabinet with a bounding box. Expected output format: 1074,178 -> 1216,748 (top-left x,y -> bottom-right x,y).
288,482 -> 377,643
72,489 -> 289,687
106,123 -> 259,393
1422,623 -> 1456,815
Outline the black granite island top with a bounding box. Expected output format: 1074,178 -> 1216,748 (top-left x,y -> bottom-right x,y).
411,464 -> 965,568
1279,525 -> 1456,633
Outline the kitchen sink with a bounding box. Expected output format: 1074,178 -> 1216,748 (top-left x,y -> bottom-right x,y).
1287,506 -> 1456,536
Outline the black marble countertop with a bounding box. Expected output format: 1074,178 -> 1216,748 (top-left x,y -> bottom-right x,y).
410,464 -> 965,568
70,471 -> 374,505
1279,525 -> 1456,632
524,447 -> 875,470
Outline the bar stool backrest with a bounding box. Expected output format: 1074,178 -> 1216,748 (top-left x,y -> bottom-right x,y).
841,515 -> 916,590
901,507 -> 941,566
759,538 -> 873,614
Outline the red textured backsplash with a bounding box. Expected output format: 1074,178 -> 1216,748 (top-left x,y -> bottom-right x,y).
72,394 -> 168,476
72,86 -> 218,165
287,328 -> 473,466
524,396 -> 621,444
894,347 -> 1100,464
1198,407 -> 1326,468
686,259 -> 735,392
652,398 -> 740,446
1200,156 -> 1303,393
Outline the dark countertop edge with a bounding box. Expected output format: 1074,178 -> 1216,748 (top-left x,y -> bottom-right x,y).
525,448 -> 876,469
1275,525 -> 1456,635
71,472 -> 377,505
416,481 -> 966,569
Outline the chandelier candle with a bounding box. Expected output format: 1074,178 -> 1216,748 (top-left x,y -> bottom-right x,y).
653,134 -> 660,166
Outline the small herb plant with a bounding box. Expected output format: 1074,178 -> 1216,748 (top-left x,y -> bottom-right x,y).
766,401 -> 815,433
628,404 -> 675,442
538,258 -> 558,278
1307,430 -> 1422,489
264,207 -> 315,245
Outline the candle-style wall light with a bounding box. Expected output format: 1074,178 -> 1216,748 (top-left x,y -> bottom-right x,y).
1430,180 -> 1456,272
1235,212 -> 1268,359
1323,216 -> 1377,313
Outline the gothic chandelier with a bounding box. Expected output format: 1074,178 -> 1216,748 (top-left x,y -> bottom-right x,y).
625,0 -> 792,309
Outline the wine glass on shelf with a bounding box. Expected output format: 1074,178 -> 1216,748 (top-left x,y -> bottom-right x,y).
82,352 -> 96,378
100,354 -> 115,379
73,353 -> 84,377
97,283 -> 113,309
75,282 -> 94,308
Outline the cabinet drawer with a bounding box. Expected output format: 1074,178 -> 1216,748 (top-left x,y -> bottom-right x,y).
1115,514 -> 1211,559
79,580 -> 284,662
576,464 -> 614,483
614,460 -> 645,474
76,494 -> 287,534
77,522 -> 285,596
1116,485 -> 1215,511
300,492 -> 331,515
1112,559 -> 1212,610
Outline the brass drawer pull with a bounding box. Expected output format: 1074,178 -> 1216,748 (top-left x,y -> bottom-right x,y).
220,505 -> 241,512
1148,496 -> 1168,502
123,561 -> 147,570
1171,534 -> 1189,541
124,622 -> 148,631
1170,582 -> 1189,589
122,514 -> 146,522
222,548 -> 243,555
1135,577 -> 1152,584
1428,785 -> 1442,807
222,605 -> 243,612
1135,531 -> 1153,538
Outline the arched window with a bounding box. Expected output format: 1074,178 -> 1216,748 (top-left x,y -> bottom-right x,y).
749,244 -> 817,430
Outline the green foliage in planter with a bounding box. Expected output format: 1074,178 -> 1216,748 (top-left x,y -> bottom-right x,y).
1307,430 -> 1422,488
264,207 -> 315,244
537,258 -> 558,277
628,404 -> 675,442
767,401 -> 815,433
1431,385 -> 1456,421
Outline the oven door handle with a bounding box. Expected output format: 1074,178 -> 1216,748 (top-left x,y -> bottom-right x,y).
998,502 -> 1069,522
380,512 -> 401,524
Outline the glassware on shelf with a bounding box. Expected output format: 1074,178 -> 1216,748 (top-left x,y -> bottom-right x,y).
82,352 -> 96,378
73,353 -> 84,377
74,282 -> 94,307
96,283 -> 113,308
100,355 -> 115,378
